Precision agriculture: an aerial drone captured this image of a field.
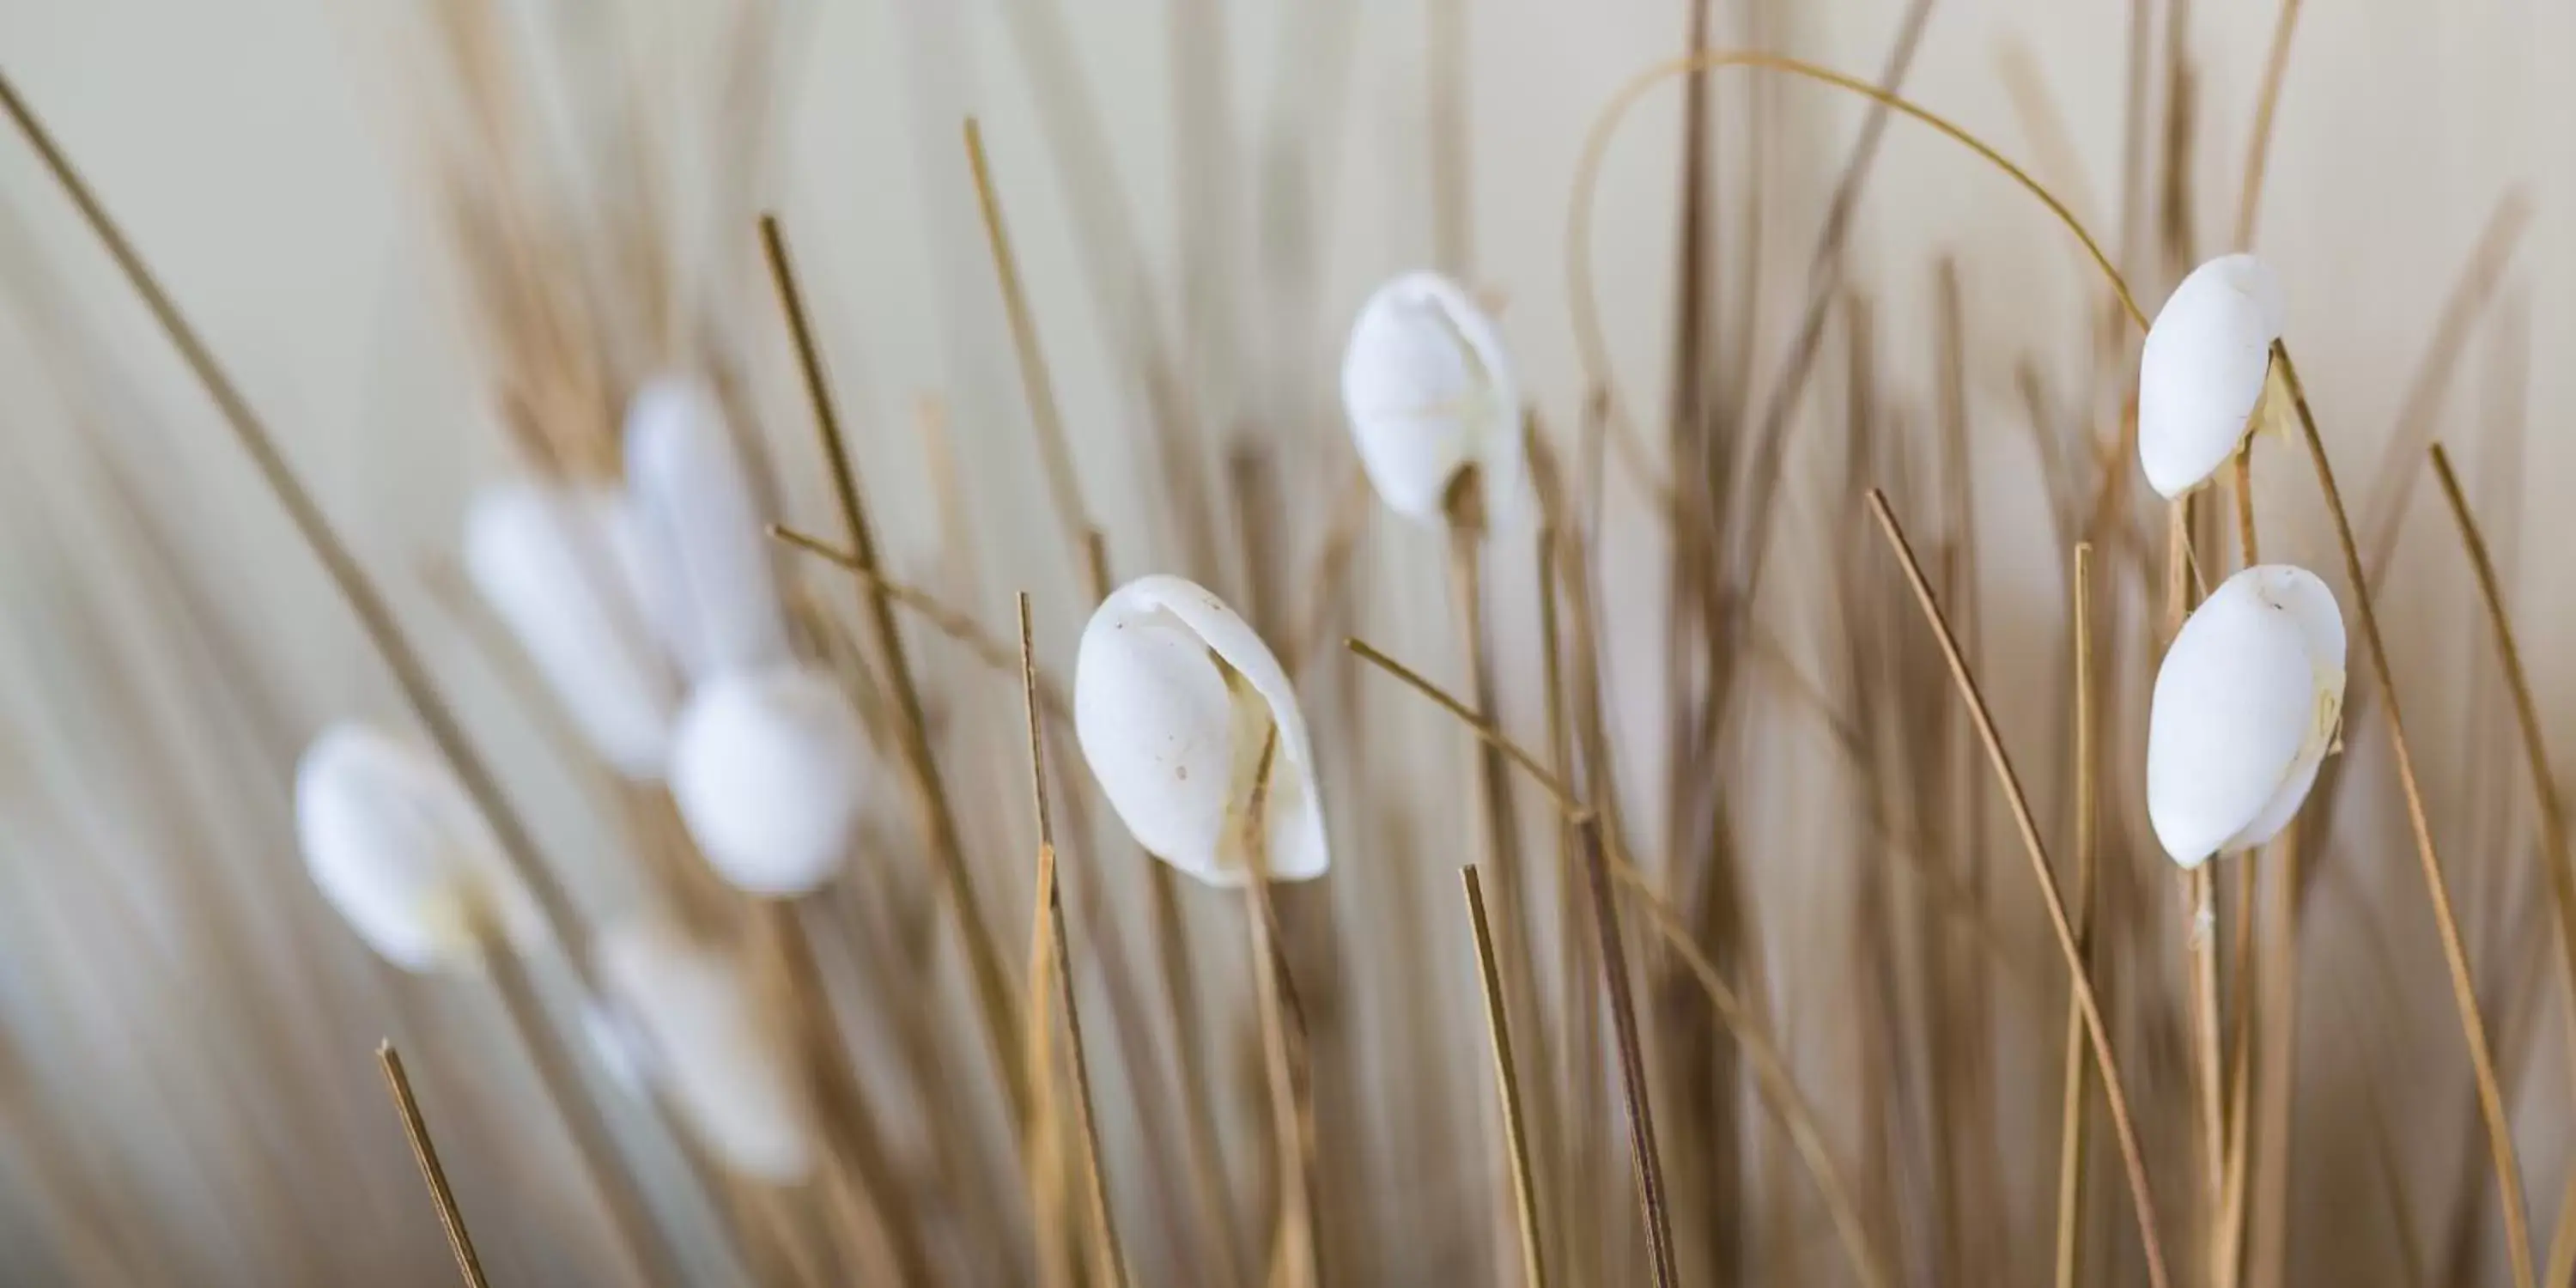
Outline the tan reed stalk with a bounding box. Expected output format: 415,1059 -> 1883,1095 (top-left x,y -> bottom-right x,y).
2549,1178 -> 2576,1288
1344,637 -> 1890,1288
2429,443 -> 2576,1264
2213,447 -> 2264,1288
1866,491 -> 2172,1288
961,118 -> 1228,1279
1528,434 -> 1605,1287
1462,866 -> 1548,1288
376,1042 -> 490,1288
760,902 -> 935,1284
2273,342 -> 2534,1288
758,214 -> 1030,1136
962,118 -> 1092,579
2053,542 -> 2098,1288
482,940 -> 683,1286
2231,0 -> 2307,249
1427,0 -> 1471,276
1239,729 -> 1319,1288
1017,594 -> 1133,1288
1443,483 -> 1556,1263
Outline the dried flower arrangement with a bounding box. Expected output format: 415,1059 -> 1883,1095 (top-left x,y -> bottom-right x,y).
0,0 -> 2563,1285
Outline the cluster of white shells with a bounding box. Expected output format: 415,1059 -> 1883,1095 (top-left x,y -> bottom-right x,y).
293,375 -> 852,1179
2137,254 -> 2348,868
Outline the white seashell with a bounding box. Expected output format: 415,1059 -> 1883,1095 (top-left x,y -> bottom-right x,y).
623,376 -> 793,681
295,722 -> 540,972
464,479 -> 679,778
2139,253 -> 2286,498
1073,574 -> 1328,885
668,664 -> 868,896
2147,564 -> 2347,867
1339,270 -> 1526,525
596,920 -> 813,1182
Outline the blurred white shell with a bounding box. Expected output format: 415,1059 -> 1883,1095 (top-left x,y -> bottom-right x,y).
2147,564 -> 2347,867
464,480 -> 678,778
623,376 -> 793,681
2139,254 -> 2285,498
669,665 -> 868,896
1073,574 -> 1327,885
1340,270 -> 1526,525
295,722 -> 539,972
596,920 -> 812,1182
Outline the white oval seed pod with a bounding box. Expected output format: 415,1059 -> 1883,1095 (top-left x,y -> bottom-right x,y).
1340,270 -> 1526,525
669,664 -> 868,896
464,479 -> 678,778
624,376 -> 793,681
295,722 -> 540,972
2147,564 -> 2346,867
596,920 -> 813,1182
1074,574 -> 1327,885
2139,253 -> 2285,498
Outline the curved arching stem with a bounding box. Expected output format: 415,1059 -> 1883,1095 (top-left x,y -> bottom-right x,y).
1566,49 -> 2147,432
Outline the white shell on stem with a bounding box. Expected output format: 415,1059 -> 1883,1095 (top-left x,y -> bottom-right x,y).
595,920 -> 813,1182
2139,253 -> 2286,498
464,480 -> 678,778
2147,564 -> 2347,867
668,664 -> 868,896
623,376 -> 793,681
1339,270 -> 1526,525
1073,574 -> 1328,885
295,722 -> 539,972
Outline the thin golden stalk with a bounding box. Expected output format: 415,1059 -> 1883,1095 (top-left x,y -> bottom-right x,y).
1443,495 -> 1555,1269
963,118 -> 1093,579
1240,731 -> 1317,1288
1462,866 -> 1549,1288
759,214 -> 1030,1134
2275,342 -> 2534,1288
2187,866 -> 2223,1259
1018,595 -> 1133,1288
2231,0 -> 2306,248
2053,543 -> 2098,1288
376,1042 -> 491,1288
2215,447 -> 2263,1288
2548,1177 -> 2576,1288
2429,443 -> 2576,1256
1866,490 -> 2172,1288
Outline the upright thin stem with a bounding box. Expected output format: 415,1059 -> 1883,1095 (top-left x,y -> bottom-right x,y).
2275,343 -> 2533,1288
376,1043 -> 491,1288
1241,732 -> 1316,1288
1464,866 -> 1550,1288
2231,0 -> 2307,249
760,214 -> 1030,1134
1868,492 -> 2171,1288
2052,544 -> 2098,1288
2430,443 -> 2576,1259
1018,595 -> 1133,1288
963,119 -> 1093,579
